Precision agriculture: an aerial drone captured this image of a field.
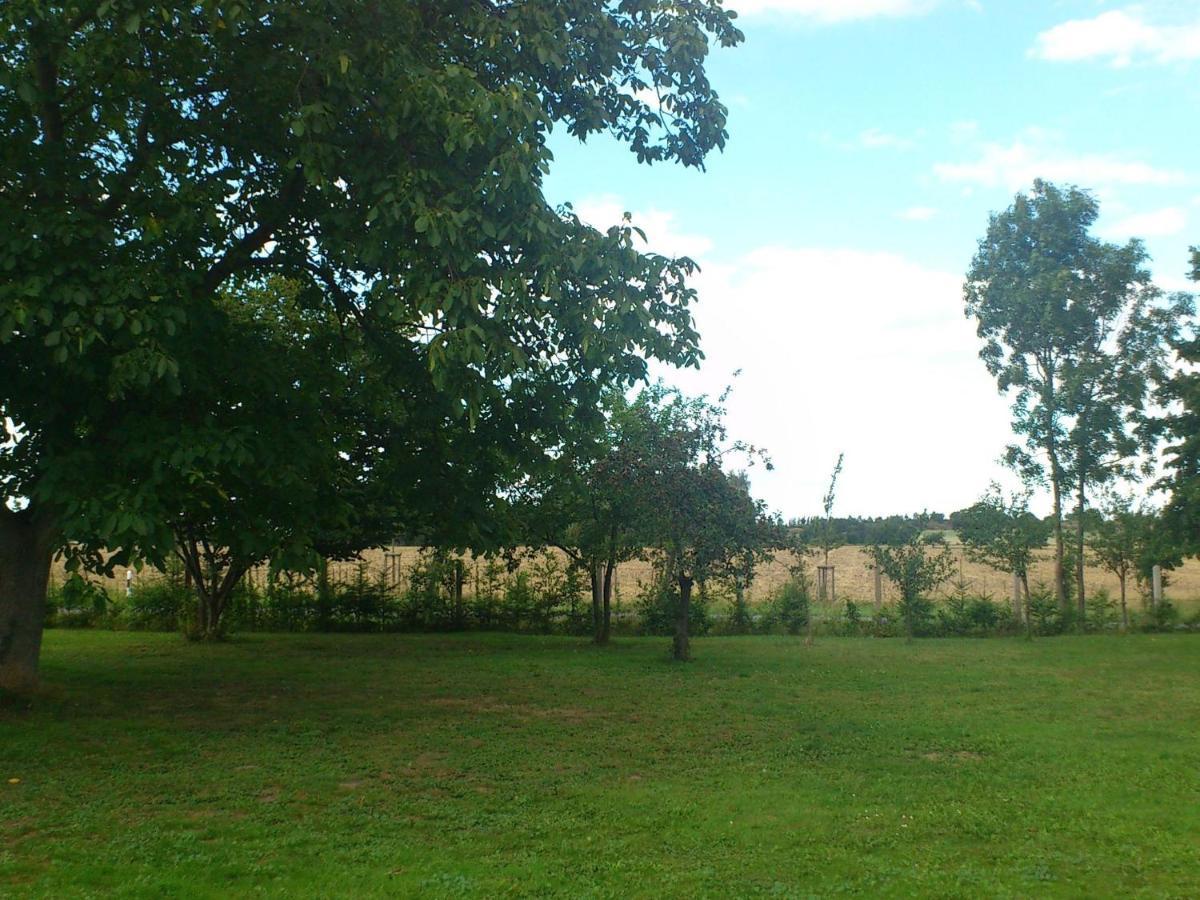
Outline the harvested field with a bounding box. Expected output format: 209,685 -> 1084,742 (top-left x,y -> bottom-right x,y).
61,543 -> 1200,612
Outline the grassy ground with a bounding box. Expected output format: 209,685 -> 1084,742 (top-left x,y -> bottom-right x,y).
3,632 -> 1199,898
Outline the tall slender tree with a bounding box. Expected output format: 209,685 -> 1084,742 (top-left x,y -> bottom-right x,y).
964,180 -> 1185,616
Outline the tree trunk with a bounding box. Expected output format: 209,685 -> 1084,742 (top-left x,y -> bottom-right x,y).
601,557 -> 615,644
1074,476 -> 1087,626
0,509 -> 55,692
590,563 -> 604,644
673,574 -> 692,661
178,542 -> 248,641
1118,573 -> 1128,633
1021,572 -> 1033,640
1050,474 -> 1067,612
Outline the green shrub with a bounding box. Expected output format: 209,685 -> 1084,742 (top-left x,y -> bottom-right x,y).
46,574 -> 113,628
126,576 -> 189,631
1085,588 -> 1119,632
767,576 -> 810,635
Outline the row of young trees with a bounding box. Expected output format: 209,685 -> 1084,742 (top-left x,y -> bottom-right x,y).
0,0 -> 749,690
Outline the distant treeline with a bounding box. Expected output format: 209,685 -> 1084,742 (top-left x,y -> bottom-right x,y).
788,512 -> 956,546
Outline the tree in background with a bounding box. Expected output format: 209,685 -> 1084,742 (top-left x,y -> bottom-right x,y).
964,180 -> 1186,617
1086,492 -> 1160,631
1160,247 -> 1200,562
956,484 -> 1051,633
0,1 -> 743,689
870,532 -> 955,640
514,390 -> 652,645
1059,278 -> 1188,617
626,385 -> 779,661
814,453 -> 844,603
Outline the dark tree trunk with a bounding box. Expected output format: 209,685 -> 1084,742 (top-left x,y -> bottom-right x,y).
601,557 -> 615,644
177,539 -> 248,641
673,574 -> 692,661
590,563 -> 604,644
0,509 -> 55,692
1119,573 -> 1128,633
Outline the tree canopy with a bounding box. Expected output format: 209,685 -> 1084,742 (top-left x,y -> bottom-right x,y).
0,0 -> 744,689
964,179 -> 1186,614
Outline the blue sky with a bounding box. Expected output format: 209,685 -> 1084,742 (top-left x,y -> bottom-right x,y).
544,0 -> 1200,519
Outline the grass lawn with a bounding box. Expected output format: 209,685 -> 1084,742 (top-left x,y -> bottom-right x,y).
2,632 -> 1199,898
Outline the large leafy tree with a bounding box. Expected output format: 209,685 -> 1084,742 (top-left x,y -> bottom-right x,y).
0,1 -> 744,689
964,180 -> 1184,616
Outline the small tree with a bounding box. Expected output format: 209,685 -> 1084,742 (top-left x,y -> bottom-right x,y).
956,484 -> 1051,634
627,384 -> 779,661
814,453 -> 844,602
1086,492 -> 1153,632
870,533 -> 955,640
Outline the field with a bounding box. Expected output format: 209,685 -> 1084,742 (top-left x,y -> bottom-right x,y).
3,632 -> 1199,897
64,544 -> 1200,614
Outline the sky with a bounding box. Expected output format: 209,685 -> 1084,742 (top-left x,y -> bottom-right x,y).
542,0 -> 1200,521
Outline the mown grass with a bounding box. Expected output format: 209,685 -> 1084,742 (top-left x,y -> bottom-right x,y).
2,631 -> 1199,898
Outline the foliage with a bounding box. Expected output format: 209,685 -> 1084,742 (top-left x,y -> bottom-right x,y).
790,513 -> 931,546
957,484 -> 1050,620
1,0 -> 742,682
620,383 -> 780,659
633,565 -> 712,638
44,574 -> 113,629
870,534 -> 956,637
1161,322 -> 1200,559
964,180 -> 1190,611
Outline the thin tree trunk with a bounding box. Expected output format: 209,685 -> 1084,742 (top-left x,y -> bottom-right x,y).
1021,572 -> 1033,640
1050,474 -> 1067,612
1043,370 -> 1067,611
601,556 -> 615,644
1075,475 -> 1087,626
1119,573 -> 1128,633
0,508 -> 55,692
673,574 -> 692,661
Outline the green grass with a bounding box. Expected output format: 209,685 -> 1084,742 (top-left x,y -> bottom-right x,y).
3,632 -> 1199,898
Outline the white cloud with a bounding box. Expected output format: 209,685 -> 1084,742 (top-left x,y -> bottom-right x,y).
859,128 -> 915,150
1032,8 -> 1200,67
934,138 -> 1184,191
898,205 -> 938,221
1101,207 -> 1189,239
734,0 -> 935,24
579,197 -> 1017,517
